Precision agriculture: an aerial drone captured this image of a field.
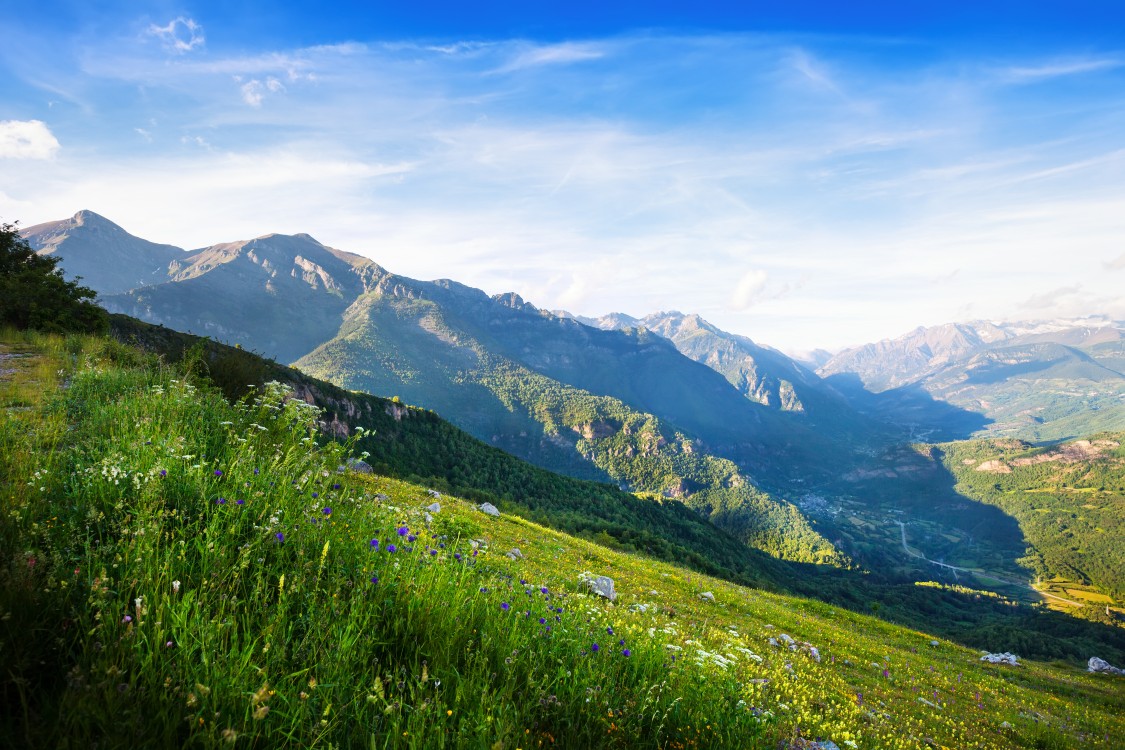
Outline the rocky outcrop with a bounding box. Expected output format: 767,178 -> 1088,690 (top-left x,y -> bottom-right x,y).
1088,657 -> 1124,675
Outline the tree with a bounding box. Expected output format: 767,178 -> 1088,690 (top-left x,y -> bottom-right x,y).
1,221 -> 108,333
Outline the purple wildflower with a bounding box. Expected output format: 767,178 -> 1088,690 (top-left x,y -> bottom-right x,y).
122,615 -> 132,623
501,602 -> 510,611
216,497 -> 226,505
275,532 -> 284,543
371,575 -> 379,584
370,539 -> 380,549
322,507 -> 331,515
539,618 -> 546,625
591,643 -> 600,653
540,587 -> 548,594
397,526 -> 409,537
430,549 -> 437,556
407,534 -> 416,542
254,468 -> 259,475
159,469 -> 167,477
214,470 -> 223,477
622,649 -> 631,657
454,553 -> 462,561
607,626 -> 614,636
333,483 -> 341,490
386,544 -> 397,553
312,492 -> 319,498
236,498 -> 245,505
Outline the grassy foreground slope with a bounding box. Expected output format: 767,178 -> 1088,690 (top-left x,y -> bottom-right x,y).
2,334 -> 1124,749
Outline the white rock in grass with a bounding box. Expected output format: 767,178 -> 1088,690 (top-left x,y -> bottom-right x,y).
345,458 -> 374,474
478,502 -> 501,517
699,591 -> 715,602
425,502 -> 441,513
578,571 -> 616,601
1088,657 -> 1124,675
506,548 -> 524,561
980,652 -> 1020,666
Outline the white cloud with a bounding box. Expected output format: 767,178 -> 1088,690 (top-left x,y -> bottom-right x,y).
731,269 -> 769,310
238,76 -> 286,107
1019,285 -> 1083,311
0,120 -> 60,159
147,17 -> 205,54
1104,253 -> 1125,271
495,42 -> 606,73
1001,57 -> 1122,82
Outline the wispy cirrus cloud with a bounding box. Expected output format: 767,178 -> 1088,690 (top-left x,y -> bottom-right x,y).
4,26 -> 1125,349
1000,56 -> 1122,82
493,41 -> 608,73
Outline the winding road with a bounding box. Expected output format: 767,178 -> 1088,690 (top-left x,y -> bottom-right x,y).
894,520 -> 1083,608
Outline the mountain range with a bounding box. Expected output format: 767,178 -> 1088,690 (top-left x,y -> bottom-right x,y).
819,318 -> 1125,441
21,210 -> 1125,571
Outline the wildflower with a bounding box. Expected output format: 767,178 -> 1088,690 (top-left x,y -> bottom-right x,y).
159,469 -> 167,477
397,526 -> 409,537
607,626 -> 615,636
591,643 -> 600,653
370,539 -> 380,549
122,615 -> 132,623
172,580 -> 181,593
236,498 -> 245,505
254,468 -> 259,475
165,641 -> 174,648
540,587 -> 548,594
454,553 -> 462,561
214,470 -> 223,477
275,532 -> 285,543
622,649 -> 631,657
501,602 -> 510,611
333,483 -> 341,490
408,534 -> 416,542
312,492 -> 319,498
619,639 -> 625,646
539,618 -> 547,625
252,705 -> 270,720
386,544 -> 397,553
216,497 -> 226,505
370,576 -> 379,585
429,549 -> 437,556
322,507 -> 331,515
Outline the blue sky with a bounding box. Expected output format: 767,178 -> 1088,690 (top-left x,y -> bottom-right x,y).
2,2 -> 1124,351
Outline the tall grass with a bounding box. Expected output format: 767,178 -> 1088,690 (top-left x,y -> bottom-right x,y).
1,332 -> 765,749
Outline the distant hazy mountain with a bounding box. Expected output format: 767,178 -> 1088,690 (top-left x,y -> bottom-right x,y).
575,310 -> 864,421
820,319 -> 1125,440
21,210 -> 184,294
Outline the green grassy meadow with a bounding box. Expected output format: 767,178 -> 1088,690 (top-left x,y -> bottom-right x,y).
2,330 -> 1122,749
